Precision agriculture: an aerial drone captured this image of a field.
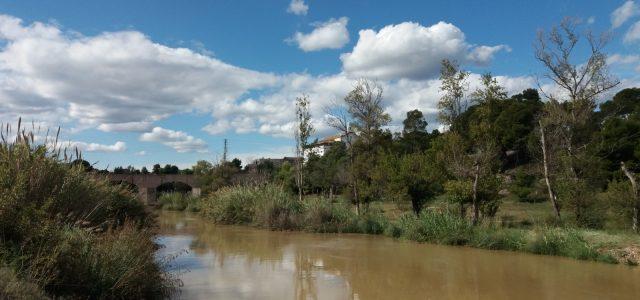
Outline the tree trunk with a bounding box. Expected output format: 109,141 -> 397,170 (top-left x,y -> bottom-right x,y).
472,162 -> 480,225
459,202 -> 465,219
621,162 -> 639,233
349,148 -> 360,215
296,156 -> 303,202
539,121 -> 561,220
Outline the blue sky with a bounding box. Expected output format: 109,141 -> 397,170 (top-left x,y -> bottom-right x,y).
0,0 -> 639,170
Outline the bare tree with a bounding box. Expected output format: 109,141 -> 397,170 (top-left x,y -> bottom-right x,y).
294,95 -> 314,202
344,79 -> 390,146
621,162 -> 640,232
325,100 -> 360,214
534,17 -> 620,220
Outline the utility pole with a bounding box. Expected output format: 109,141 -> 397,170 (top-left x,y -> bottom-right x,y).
222,138 -> 228,163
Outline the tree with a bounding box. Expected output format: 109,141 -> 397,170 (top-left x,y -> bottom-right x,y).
467,73 -> 505,224
534,17 -> 620,221
294,95 -> 314,202
620,162 -> 640,232
230,158 -> 242,170
141,166 -> 149,174
397,109 -> 434,154
152,164 -> 161,175
438,59 -> 470,129
381,151 -> 444,215
325,79 -> 391,214
192,160 -> 213,176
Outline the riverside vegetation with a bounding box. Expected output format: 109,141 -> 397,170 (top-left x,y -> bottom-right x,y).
181,19 -> 640,266
0,123 -> 176,299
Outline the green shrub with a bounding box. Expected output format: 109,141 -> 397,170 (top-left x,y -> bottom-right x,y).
159,192 -> 201,212
302,198 -> 358,233
355,208 -> 388,234
47,225 -> 176,298
397,211 -> 473,245
471,227 -> 526,251
201,185 -> 257,224
526,227 -> 614,262
253,185 -> 303,229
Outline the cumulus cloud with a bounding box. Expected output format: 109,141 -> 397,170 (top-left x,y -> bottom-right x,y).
0,14 -> 278,131
340,21 -> 510,80
140,127 -> 207,153
64,141 -> 126,153
97,121 -> 153,132
289,17 -> 349,51
0,13 -> 535,141
611,1 -> 639,28
624,21 -> 640,43
287,0 -> 309,16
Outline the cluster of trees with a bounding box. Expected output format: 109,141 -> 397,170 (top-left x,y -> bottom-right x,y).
275,19 -> 640,232
111,163 -> 194,175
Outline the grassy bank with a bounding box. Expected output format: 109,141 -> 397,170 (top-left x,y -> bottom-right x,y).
0,130 -> 175,298
200,184 -> 638,265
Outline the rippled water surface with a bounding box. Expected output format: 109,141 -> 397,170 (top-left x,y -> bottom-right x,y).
156,211 -> 640,300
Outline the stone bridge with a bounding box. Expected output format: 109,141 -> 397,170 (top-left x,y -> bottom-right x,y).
103,173 -> 201,205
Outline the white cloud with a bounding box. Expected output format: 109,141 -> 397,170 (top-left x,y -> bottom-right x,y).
64,141 -> 126,152
97,121 -> 153,132
287,0 -> 309,16
467,45 -> 512,65
0,13 -> 537,141
608,53 -> 640,64
135,150 -> 146,156
611,1 -> 639,28
587,16 -> 596,25
289,17 -> 349,51
140,127 -> 207,153
0,14 -> 278,131
340,21 -> 510,80
624,20 -> 640,43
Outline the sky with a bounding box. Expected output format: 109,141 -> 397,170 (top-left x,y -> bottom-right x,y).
0,0 -> 639,170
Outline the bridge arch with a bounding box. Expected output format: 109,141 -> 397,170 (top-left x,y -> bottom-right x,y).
103,174 -> 201,205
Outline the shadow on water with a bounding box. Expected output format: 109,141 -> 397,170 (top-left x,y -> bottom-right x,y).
156,211 -> 640,300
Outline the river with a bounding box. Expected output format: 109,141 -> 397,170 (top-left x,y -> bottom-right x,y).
156,211 -> 640,300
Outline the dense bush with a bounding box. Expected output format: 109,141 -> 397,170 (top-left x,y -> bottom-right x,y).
393,211 -> 473,245
158,192 -> 201,212
527,227 -> 616,263
0,133 -> 174,298
0,267 -> 47,299
201,184 -> 388,233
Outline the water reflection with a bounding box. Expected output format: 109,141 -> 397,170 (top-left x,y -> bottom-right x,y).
157,211 -> 640,300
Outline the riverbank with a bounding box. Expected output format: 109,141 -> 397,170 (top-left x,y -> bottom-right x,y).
157,210 -> 640,299
188,184 -> 640,265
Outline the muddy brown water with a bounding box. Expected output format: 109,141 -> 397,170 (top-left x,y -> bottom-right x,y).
156,211 -> 640,300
